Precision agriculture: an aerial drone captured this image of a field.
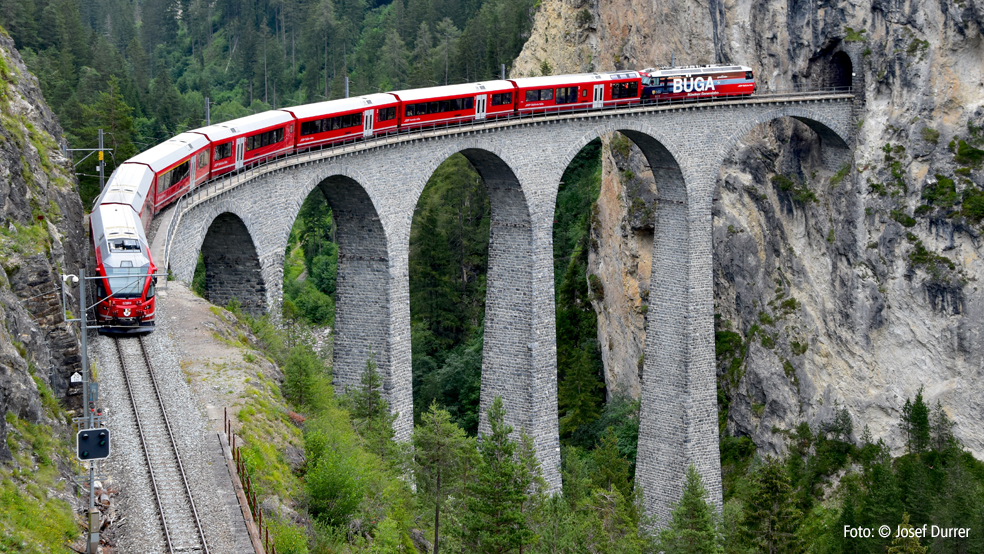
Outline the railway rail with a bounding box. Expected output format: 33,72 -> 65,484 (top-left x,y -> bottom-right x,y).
114,336 -> 210,554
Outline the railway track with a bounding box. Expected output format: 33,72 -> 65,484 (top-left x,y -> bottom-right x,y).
114,336 -> 210,554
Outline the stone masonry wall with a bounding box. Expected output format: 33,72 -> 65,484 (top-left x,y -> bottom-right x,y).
165,97 -> 854,518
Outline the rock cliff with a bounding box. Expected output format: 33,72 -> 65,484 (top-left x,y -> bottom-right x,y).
516,0 -> 984,457
0,29 -> 84,459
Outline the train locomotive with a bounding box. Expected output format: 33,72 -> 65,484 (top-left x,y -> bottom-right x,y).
91,64 -> 754,333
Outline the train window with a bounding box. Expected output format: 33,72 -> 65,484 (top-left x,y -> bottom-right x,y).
540,88 -> 553,101
491,92 -> 513,106
197,150 -> 209,169
158,160 -> 189,191
526,90 -> 538,102
109,238 -> 141,253
428,101 -> 439,114
745,71 -> 753,80
582,89 -> 588,97
215,142 -> 232,161
440,100 -> 450,112
611,82 -> 639,99
147,278 -> 155,300
379,107 -> 396,121
405,105 -> 415,117
246,127 -> 285,151
465,97 -> 474,109
105,265 -> 150,298
555,87 -> 578,104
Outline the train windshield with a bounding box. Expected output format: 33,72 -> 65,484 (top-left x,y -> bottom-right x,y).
105,265 -> 150,298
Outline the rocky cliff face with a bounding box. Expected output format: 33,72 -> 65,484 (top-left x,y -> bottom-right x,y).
0,30 -> 84,459
516,0 -> 984,457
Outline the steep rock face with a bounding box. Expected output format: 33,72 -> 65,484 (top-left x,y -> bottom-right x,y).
0,31 -> 84,458
516,0 -> 984,456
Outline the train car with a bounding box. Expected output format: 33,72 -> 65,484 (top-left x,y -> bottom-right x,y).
639,65 -> 755,102
391,81 -> 516,130
89,203 -> 157,333
97,163 -> 156,232
192,111 -> 296,178
126,132 -> 212,214
511,71 -> 641,115
283,93 -> 400,151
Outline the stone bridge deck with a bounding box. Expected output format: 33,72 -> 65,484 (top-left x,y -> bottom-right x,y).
161,89 -> 856,526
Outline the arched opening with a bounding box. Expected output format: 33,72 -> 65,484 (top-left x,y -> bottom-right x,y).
712,114 -> 852,502
197,212 -> 267,316
829,51 -> 853,90
409,153 -> 491,435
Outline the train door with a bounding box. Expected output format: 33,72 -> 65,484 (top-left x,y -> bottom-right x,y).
475,95 -> 487,120
235,137 -> 245,170
363,109 -> 374,138
189,153 -> 197,185
592,85 -> 604,108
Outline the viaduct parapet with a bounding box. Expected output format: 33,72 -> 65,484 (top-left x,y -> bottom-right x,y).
164,93 -> 854,525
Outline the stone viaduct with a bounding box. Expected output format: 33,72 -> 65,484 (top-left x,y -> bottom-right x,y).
163,92 -> 854,525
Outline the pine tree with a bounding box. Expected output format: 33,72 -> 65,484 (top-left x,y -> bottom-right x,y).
557,346 -> 602,435
887,512 -> 927,554
658,465 -> 723,554
591,426 -> 631,501
414,402 -> 478,554
901,387 -> 930,454
742,457 -> 803,554
351,349 -> 397,460
465,396 -> 536,553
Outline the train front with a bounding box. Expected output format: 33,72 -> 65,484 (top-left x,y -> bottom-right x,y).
91,205 -> 157,334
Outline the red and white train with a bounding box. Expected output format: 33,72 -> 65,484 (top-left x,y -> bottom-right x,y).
91,65 -> 754,332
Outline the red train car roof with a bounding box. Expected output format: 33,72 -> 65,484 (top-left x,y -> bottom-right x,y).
510,71 -> 640,89
283,94 -> 399,119
390,80 -> 514,102
128,132 -> 211,173
191,111 -> 295,143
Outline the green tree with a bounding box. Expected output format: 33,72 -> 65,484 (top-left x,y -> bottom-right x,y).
557,346 -> 603,435
887,512 -> 927,554
414,402 -> 478,554
465,396 -> 538,553
901,387 -> 930,454
350,349 -> 398,461
283,345 -> 321,408
658,465 -> 723,554
591,427 -> 631,502
743,457 -> 803,554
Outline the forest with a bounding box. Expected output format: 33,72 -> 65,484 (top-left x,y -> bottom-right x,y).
0,1 -> 982,552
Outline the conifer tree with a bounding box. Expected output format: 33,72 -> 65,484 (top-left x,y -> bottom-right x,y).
557,347 -> 602,435
658,465 -> 722,554
464,396 -> 537,553
414,402 -> 478,554
351,349 -> 397,460
887,512 -> 927,554
901,387 -> 930,454
591,426 -> 631,501
743,457 -> 803,554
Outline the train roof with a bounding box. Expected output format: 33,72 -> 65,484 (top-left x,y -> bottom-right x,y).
390,80 -> 514,102
510,71 -> 640,89
191,110 -> 295,143
643,65 -> 751,77
96,162 -> 155,213
128,133 -> 211,173
90,203 -> 152,267
282,94 -> 399,119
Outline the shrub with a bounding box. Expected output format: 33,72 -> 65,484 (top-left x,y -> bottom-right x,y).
920,127 -> 940,144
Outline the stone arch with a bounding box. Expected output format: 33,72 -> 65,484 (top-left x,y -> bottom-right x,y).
405,143 -> 539,443
720,105 -> 852,174
199,212 -> 267,316
292,170 -> 411,436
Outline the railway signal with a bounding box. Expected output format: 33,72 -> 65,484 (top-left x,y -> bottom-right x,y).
77,428 -> 111,461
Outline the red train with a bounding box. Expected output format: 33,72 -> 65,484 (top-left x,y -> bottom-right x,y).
91,65 -> 754,333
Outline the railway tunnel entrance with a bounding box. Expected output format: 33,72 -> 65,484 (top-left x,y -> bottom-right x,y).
198,212 -> 267,316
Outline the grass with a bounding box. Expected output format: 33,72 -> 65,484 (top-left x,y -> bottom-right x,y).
0,376 -> 81,553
